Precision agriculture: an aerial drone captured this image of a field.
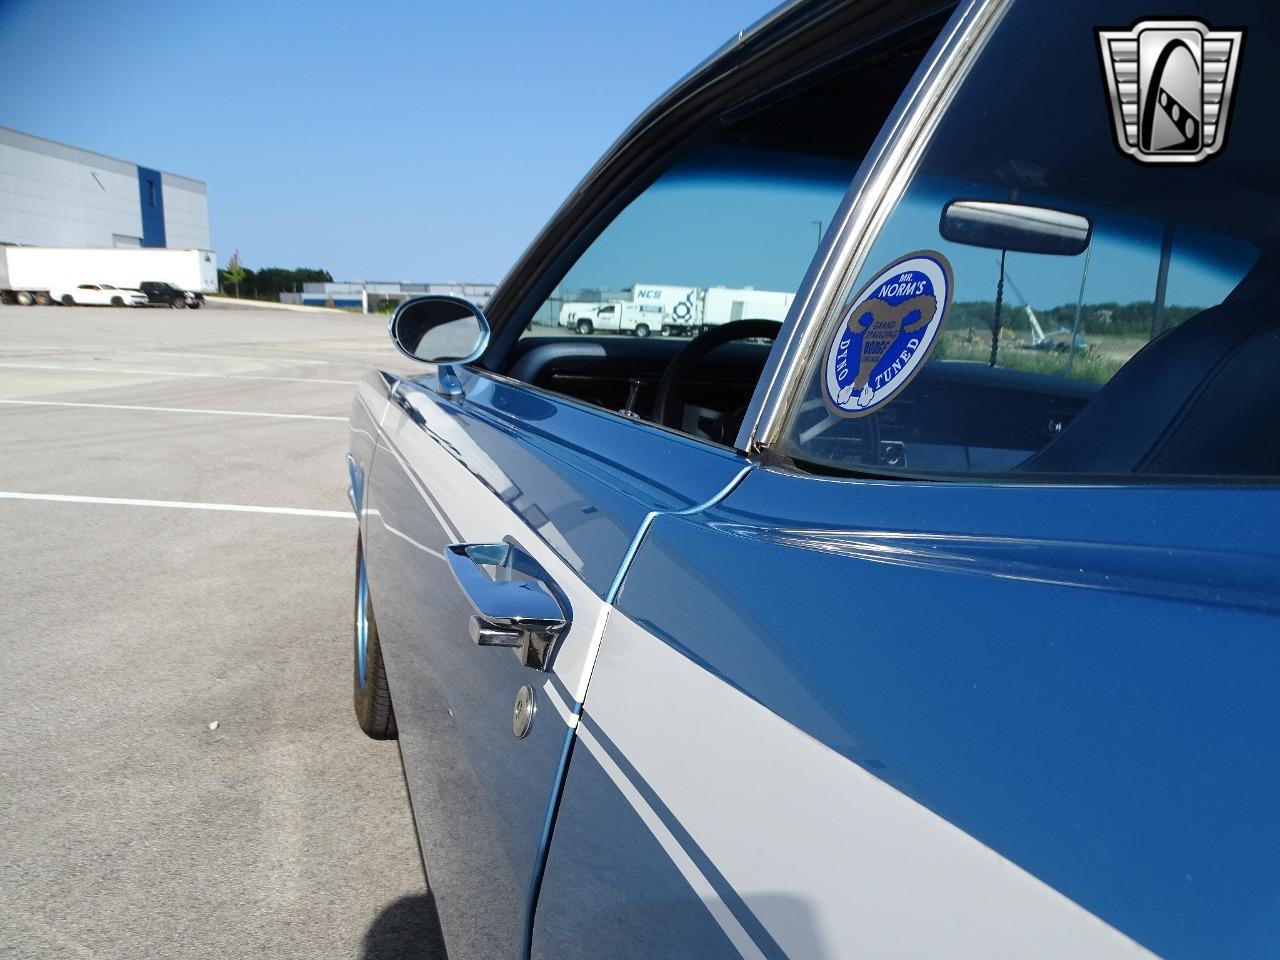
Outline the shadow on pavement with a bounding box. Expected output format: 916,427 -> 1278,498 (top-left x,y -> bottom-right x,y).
362,891 -> 449,960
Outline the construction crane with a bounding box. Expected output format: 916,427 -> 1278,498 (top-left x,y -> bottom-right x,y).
1005,273 -> 1087,352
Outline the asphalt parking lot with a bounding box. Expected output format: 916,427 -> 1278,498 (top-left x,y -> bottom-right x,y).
0,302 -> 442,959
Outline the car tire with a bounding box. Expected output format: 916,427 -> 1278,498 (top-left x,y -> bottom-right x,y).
16,291 -> 34,306
190,300 -> 202,309
61,294 -> 76,306
110,296 -> 125,307
171,297 -> 188,309
354,537 -> 398,740
576,319 -> 593,335
635,323 -> 650,338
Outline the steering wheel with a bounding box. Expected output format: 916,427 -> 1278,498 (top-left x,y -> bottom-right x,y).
651,319 -> 782,440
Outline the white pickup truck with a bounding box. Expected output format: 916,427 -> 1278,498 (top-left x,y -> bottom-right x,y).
559,300 -> 663,336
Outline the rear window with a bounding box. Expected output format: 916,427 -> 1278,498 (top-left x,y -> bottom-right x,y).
777,0 -> 1277,481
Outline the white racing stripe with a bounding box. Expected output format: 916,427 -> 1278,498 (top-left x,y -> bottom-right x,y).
381,522 -> 446,559
0,399 -> 346,421
0,491 -> 352,519
586,611 -> 1159,960
577,723 -> 768,960
0,361 -> 352,385
541,678 -> 578,729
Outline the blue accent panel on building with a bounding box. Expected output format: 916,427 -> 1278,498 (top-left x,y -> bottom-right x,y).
302,297 -> 362,308
137,166 -> 166,247
613,469 -> 1280,959
531,727 -> 745,960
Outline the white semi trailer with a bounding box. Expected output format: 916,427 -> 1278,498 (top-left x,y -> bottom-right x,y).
649,284 -> 795,336
702,286 -> 794,327
0,246 -> 218,305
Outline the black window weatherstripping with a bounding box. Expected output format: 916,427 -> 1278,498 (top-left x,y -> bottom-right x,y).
741,0 -> 1014,457
477,0 -> 964,377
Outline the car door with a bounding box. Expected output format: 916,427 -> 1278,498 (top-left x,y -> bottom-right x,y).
359,363 -> 749,959
530,2 -> 1280,958
355,4 -> 960,957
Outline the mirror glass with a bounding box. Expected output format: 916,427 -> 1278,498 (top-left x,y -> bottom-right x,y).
390,296 -> 489,364
939,200 -> 1091,256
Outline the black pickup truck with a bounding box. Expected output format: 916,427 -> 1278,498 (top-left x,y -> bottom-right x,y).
138,281 -> 204,309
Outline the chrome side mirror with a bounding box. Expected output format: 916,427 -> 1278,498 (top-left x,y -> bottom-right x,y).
388,295 -> 491,397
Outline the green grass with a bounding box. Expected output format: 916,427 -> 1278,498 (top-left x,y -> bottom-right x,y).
934,334 -> 1126,385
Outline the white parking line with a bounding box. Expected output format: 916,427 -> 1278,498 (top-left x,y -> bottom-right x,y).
0,491 -> 353,519
0,348 -> 331,365
0,361 -> 352,385
0,399 -> 346,421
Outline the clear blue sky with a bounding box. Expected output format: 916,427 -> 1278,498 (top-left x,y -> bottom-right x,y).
0,0 -> 778,282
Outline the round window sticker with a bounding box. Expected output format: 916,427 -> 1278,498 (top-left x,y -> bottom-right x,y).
824,251 -> 953,417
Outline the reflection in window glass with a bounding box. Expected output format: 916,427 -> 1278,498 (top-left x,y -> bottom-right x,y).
780,0 -> 1275,480
525,146 -> 856,339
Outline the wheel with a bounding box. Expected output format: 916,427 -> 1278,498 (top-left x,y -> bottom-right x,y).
61,294 -> 76,306
170,297 -> 188,309
190,300 -> 202,309
33,293 -> 51,306
353,537 -> 397,739
576,319 -> 593,335
110,296 -> 125,307
634,323 -> 650,338
15,291 -> 34,306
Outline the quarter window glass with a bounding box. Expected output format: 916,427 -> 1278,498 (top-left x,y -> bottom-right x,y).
778,0 -> 1277,479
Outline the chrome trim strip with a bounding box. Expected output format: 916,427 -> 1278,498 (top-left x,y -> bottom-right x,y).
739,0 -> 1013,452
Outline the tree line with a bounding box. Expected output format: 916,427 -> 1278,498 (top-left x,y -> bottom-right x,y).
218,252 -> 332,301
948,300 -> 1205,337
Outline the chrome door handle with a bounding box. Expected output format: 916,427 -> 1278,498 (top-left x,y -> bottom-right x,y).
445,541 -> 570,671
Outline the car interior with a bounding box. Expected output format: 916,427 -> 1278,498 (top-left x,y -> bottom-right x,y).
496,20 -> 944,445
491,2 -> 1279,481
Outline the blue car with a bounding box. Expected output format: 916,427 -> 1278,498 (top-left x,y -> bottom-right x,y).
348,1 -> 1278,957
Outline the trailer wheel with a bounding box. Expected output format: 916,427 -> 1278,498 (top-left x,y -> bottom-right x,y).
110,296 -> 125,307
634,323 -> 650,338
15,291 -> 34,306
33,293 -> 52,306
576,319 -> 593,335
61,294 -> 76,306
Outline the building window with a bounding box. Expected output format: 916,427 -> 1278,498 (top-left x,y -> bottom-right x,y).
148,180 -> 157,207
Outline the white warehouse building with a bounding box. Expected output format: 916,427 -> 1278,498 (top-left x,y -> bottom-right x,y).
0,125 -> 210,251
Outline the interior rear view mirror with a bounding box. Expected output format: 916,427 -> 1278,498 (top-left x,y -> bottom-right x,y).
939,200 -> 1092,256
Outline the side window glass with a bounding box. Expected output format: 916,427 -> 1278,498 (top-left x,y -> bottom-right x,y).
502,21 -> 948,439
779,0 -> 1274,480
524,145 -> 855,342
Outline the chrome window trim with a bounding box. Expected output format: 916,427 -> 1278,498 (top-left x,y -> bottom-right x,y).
737,0 -> 1014,454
